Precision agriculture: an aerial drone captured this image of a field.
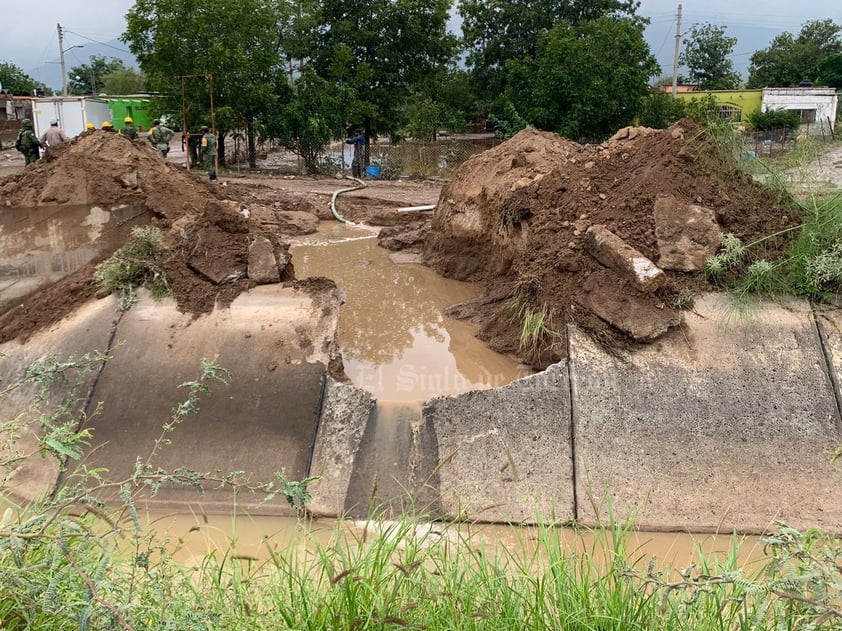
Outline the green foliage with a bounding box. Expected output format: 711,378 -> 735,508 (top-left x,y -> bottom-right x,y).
458,0 -> 641,100
0,61 -> 45,96
93,226 -> 169,310
747,108 -> 802,131
682,93 -> 722,125
506,16 -> 659,141
747,19 -> 842,88
487,98 -> 528,139
680,23 -> 741,90
100,68 -> 146,95
310,0 -> 457,141
816,52 -> 842,89
67,55 -> 130,95
639,91 -> 688,129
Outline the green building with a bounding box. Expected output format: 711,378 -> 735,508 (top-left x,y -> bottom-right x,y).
675,89 -> 763,125
106,96 -> 153,132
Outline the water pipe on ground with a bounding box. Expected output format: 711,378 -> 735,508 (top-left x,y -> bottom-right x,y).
330,176 -> 366,223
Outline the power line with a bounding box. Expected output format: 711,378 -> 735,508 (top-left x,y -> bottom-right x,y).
62,29 -> 131,54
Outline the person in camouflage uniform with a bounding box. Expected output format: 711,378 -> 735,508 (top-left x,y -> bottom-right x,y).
148,119 -> 174,157
14,119 -> 44,165
200,125 -> 217,181
120,116 -> 139,140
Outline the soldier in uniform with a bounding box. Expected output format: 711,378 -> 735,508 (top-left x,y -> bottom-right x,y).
200,125 -> 217,181
14,119 -> 44,165
102,121 -> 116,132
148,119 -> 175,157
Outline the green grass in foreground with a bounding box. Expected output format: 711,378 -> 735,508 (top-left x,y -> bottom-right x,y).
1,506 -> 841,630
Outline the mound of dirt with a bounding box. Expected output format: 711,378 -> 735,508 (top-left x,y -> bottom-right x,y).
424,120 -> 796,367
0,132 -> 303,343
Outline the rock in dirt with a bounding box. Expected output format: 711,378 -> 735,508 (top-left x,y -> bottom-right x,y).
249,237 -> 281,284
578,270 -> 680,342
653,194 -> 722,271
585,225 -> 665,293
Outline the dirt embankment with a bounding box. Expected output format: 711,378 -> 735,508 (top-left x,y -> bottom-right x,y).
423,121 -> 796,367
0,132 -> 318,343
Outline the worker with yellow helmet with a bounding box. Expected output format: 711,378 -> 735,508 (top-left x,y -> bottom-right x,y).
120,116 -> 139,140
101,121 -> 116,132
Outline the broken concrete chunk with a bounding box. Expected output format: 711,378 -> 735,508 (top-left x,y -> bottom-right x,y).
274,210 -> 319,235
654,194 -> 722,271
584,225 -> 666,293
248,237 -> 281,284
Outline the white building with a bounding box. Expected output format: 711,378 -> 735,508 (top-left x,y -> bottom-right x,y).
762,87 -> 838,134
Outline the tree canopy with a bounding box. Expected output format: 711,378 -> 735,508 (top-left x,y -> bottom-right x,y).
459,0 -> 641,98
506,16 -> 658,141
0,61 -> 44,96
68,56 -> 133,95
680,23 -> 740,90
747,19 -> 842,88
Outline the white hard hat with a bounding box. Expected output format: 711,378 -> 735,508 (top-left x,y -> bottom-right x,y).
49,119 -> 58,125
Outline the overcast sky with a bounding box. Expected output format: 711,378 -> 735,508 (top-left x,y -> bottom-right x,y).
1,0 -> 839,89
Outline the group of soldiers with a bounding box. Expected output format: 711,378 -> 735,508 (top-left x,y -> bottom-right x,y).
14,117 -> 218,180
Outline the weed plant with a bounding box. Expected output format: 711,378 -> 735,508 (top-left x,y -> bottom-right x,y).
94,225 -> 170,310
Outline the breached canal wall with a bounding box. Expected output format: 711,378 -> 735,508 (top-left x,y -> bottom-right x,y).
2,292 -> 842,533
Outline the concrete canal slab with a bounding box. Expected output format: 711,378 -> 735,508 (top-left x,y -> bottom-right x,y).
74,285 -> 341,515
571,294 -> 842,533
308,379 -> 375,517
422,362 -> 573,524
0,296 -> 120,503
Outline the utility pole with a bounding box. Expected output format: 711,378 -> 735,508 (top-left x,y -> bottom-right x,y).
671,4 -> 682,97
58,23 -> 68,96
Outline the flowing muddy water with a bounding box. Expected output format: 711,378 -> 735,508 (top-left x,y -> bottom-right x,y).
290,222 -> 532,401
0,204 -> 149,314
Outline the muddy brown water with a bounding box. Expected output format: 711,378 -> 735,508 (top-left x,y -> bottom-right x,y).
290,222 -> 532,401
0,204 -> 149,314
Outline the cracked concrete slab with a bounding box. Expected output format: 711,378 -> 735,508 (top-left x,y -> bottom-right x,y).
422,362 -> 573,524
0,296 -> 120,503
71,285 -> 341,515
571,294 -> 842,532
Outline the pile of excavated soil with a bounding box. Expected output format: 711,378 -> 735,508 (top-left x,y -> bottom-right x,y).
0,132 -> 305,343
424,120 -> 797,368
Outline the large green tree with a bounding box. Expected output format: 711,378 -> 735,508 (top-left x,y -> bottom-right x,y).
747,19 -> 842,88
816,52 -> 842,88
505,16 -> 658,141
680,23 -> 740,90
124,0 -> 291,167
459,0 -> 641,98
101,67 -> 146,95
68,56 -> 129,95
0,61 -> 44,96
308,0 -> 457,145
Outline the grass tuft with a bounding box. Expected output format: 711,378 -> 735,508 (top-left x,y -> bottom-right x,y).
94,226 -> 170,310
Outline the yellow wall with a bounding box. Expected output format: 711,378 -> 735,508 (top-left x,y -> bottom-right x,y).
675,89 -> 763,124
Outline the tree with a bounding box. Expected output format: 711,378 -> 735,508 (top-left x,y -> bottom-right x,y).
68,56 -> 129,95
680,23 -> 740,90
0,61 -> 44,96
816,53 -> 842,88
101,67 -> 146,94
309,0 -> 457,147
747,19 -> 842,88
459,0 -> 641,98
124,0 -> 291,168
639,91 -> 687,129
505,16 -> 659,141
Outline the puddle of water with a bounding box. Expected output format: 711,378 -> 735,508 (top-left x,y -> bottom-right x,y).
291,222 -> 532,400
0,204 -> 150,314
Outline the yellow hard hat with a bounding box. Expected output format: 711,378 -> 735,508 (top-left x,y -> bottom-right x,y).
124,116 -> 133,124
102,121 -> 113,128
86,122 -> 95,130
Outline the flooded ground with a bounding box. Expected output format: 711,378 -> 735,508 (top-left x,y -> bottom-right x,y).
0,204 -> 149,313
291,222 -> 531,401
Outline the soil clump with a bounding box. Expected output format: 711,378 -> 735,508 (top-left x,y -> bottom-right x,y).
423,120 -> 797,367
0,132 -> 309,343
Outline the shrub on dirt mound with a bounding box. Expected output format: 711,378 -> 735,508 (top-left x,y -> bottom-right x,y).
424,121 -> 796,368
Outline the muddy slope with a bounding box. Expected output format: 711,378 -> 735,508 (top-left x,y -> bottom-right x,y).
0,132 -> 303,343
424,121 -> 796,367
